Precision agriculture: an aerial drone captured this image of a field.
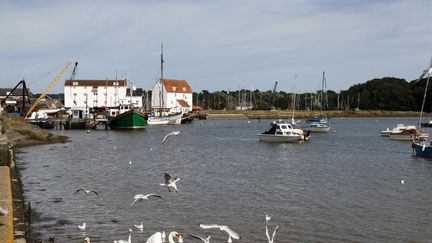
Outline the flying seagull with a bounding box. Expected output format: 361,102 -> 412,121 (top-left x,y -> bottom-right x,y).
76,187 -> 99,196
199,224 -> 240,240
77,222 -> 86,231
266,224 -> 279,243
161,131 -> 181,143
190,234 -> 211,243
160,173 -> 181,193
130,194 -> 163,206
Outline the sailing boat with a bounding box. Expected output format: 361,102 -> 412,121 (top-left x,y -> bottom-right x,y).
148,43 -> 182,125
412,58 -> 432,157
302,71 -> 331,133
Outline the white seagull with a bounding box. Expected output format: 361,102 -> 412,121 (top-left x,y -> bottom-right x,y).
146,231 -> 183,243
77,222 -> 86,231
161,131 -> 181,143
114,228 -> 132,243
130,194 -> 163,206
190,234 -> 211,243
160,173 -> 181,193
199,224 -> 240,240
76,187 -> 99,196
83,237 -> 90,243
265,214 -> 271,224
133,222 -> 144,230
0,207 -> 8,216
266,224 -> 279,243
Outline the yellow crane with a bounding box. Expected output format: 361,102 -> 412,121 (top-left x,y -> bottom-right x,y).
25,60 -> 72,118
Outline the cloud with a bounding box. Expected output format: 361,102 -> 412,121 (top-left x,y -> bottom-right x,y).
0,0 -> 431,93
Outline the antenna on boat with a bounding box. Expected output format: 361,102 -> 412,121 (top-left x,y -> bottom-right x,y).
417,57 -> 432,128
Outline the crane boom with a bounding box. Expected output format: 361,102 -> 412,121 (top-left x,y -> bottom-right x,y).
25,60 -> 72,118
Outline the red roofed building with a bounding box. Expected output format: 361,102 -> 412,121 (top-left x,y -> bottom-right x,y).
151,79 -> 193,114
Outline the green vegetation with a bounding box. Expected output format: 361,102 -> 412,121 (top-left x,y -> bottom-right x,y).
192,77 -> 432,112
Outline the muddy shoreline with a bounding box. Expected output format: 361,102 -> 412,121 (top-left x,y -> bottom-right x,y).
1,116 -> 68,242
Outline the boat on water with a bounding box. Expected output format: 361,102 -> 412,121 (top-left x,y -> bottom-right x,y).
25,111 -> 55,129
302,72 -> 331,133
380,124 -> 406,137
411,58 -> 432,157
109,108 -> 148,129
258,120 -> 310,142
147,112 -> 182,125
389,125 -> 428,140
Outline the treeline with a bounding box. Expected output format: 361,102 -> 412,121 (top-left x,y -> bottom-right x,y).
192,77 -> 432,111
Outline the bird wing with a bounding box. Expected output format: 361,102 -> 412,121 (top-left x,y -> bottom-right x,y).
199,224 -> 220,229
271,225 -> 280,241
189,234 -> 205,242
130,197 -> 141,206
146,232 -> 162,243
167,186 -> 177,193
172,177 -> 181,183
161,134 -> 169,144
265,224 -> 270,241
76,188 -> 85,193
147,194 -> 163,199
89,189 -> 99,196
220,226 -> 240,240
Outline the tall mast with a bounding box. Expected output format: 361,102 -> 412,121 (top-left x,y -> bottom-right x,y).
418,57 -> 432,128
159,42 -> 164,115
321,71 -> 325,116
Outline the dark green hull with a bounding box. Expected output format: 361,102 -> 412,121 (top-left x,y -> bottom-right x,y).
109,110 -> 147,129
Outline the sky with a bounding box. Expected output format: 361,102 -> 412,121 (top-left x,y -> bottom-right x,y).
1,0 -> 431,94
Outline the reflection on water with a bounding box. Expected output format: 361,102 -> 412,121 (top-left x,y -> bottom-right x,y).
17,117 -> 432,242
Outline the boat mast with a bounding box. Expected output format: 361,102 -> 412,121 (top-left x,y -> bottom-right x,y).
159,42 -> 164,116
418,57 -> 432,128
321,71 -> 325,116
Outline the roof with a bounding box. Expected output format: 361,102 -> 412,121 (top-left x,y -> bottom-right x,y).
64,79 -> 126,87
162,79 -> 192,93
0,88 -> 31,97
176,99 -> 190,107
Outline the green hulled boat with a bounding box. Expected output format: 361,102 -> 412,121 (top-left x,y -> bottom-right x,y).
109,109 -> 148,129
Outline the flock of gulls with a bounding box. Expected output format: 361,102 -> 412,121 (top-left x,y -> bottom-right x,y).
30,130 -> 282,242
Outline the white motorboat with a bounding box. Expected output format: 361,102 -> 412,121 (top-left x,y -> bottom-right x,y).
380,123 -> 406,137
147,112 -> 182,125
302,122 -> 331,133
258,121 -> 309,142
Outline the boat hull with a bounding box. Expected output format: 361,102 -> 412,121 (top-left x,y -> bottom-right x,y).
302,125 -> 331,133
257,134 -> 301,143
109,110 -> 147,129
147,113 -> 182,125
414,142 -> 432,157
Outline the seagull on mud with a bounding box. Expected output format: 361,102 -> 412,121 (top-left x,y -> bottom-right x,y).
160,173 -> 181,193
199,224 -> 240,240
130,194 -> 163,206
190,234 -> 211,243
77,222 -> 86,231
161,131 -> 181,143
266,224 -> 279,243
76,187 -> 99,196
0,207 -> 8,216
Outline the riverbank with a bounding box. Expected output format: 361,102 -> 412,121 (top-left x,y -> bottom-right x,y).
0,116 -> 68,243
204,109 -> 423,119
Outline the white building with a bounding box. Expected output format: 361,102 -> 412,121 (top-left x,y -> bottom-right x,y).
151,79 -> 193,114
64,79 -> 143,110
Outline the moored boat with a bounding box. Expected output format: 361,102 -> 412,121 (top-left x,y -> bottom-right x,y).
380,124 -> 406,137
109,109 -> 148,129
258,120 -> 309,142
389,125 -> 428,140
147,112 -> 182,125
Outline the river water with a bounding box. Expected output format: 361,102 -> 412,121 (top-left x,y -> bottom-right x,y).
16,117 -> 432,242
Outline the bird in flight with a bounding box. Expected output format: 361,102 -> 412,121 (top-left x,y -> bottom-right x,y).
76,187 -> 99,196
190,234 -> 211,243
160,173 -> 181,193
77,222 -> 86,231
266,224 -> 279,243
199,224 -> 240,240
161,131 -> 181,143
130,194 -> 163,206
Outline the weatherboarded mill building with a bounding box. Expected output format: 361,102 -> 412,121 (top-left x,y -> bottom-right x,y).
151,79 -> 193,114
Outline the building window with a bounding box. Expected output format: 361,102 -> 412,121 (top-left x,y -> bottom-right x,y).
73,82 -> 78,85
173,86 -> 176,92
182,87 -> 186,92
113,82 -> 119,86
